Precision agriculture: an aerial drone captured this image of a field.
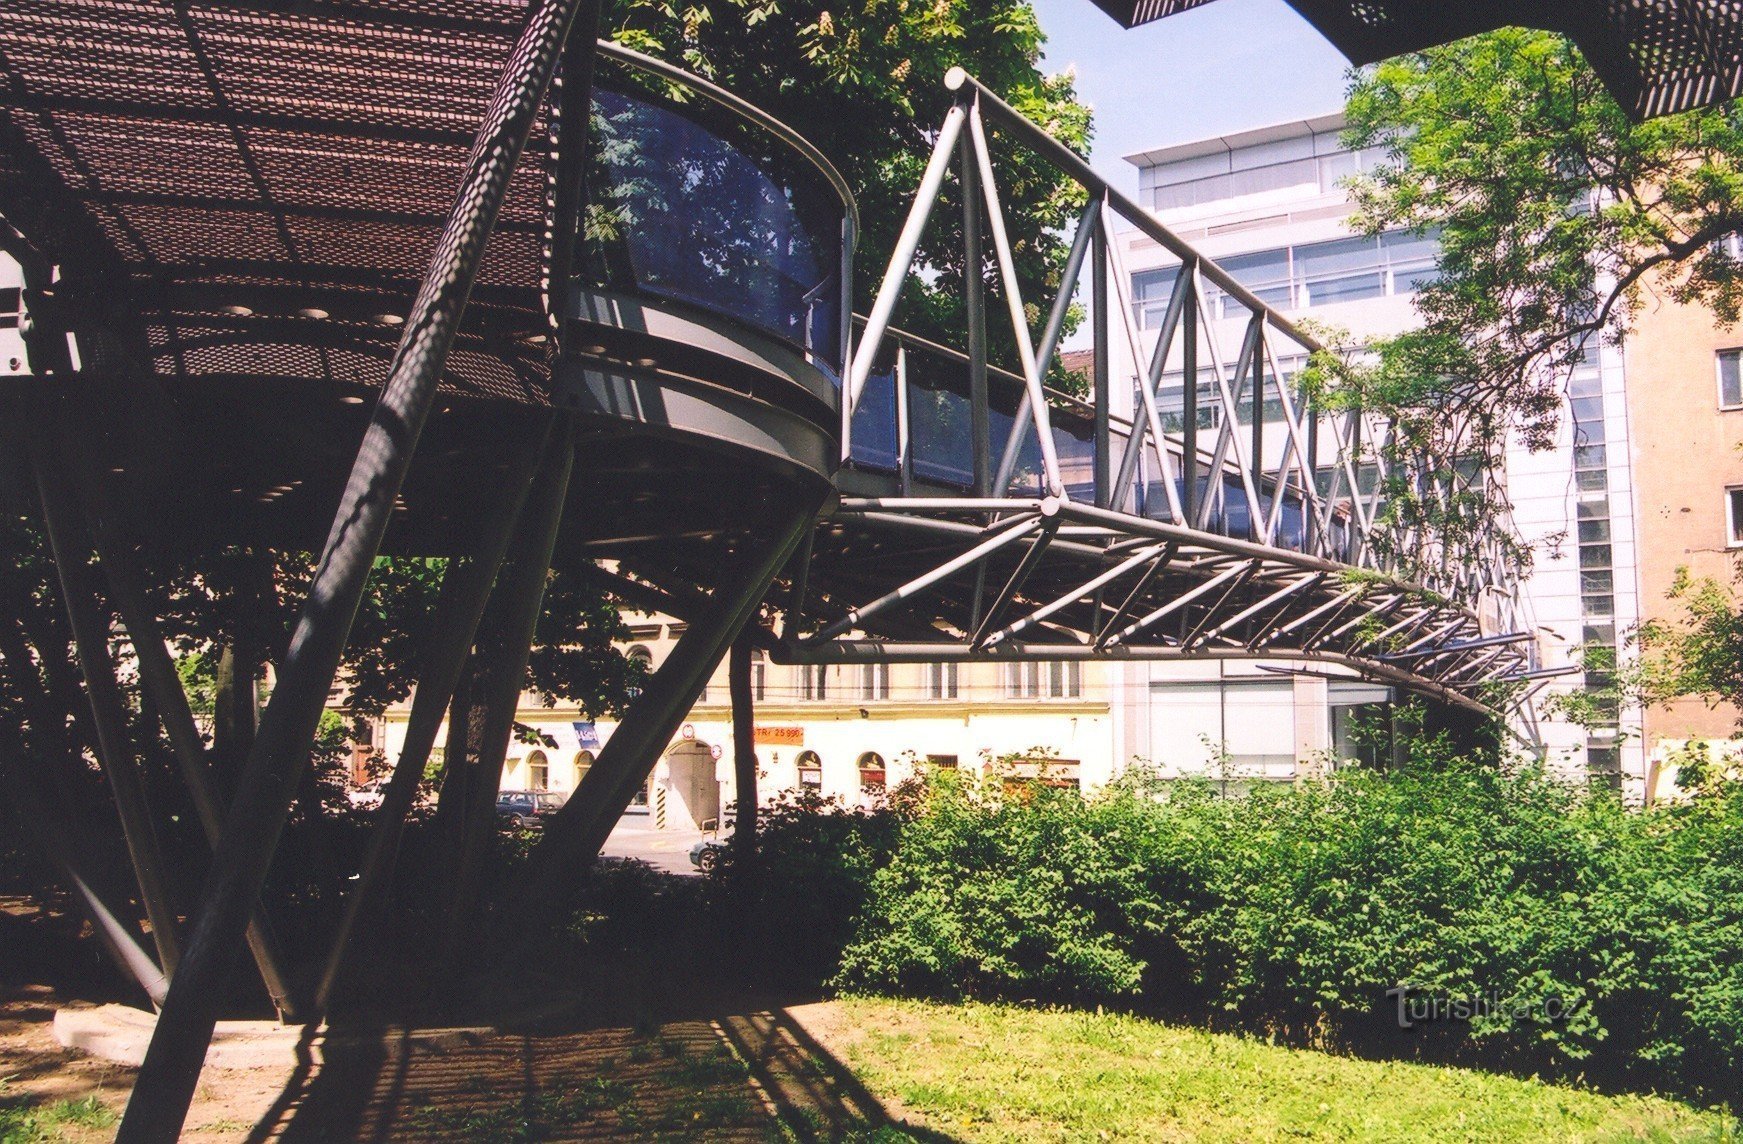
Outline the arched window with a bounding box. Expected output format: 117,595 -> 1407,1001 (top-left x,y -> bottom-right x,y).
527,749 -> 549,791
857,751 -> 886,792
796,749 -> 823,789
574,749 -> 595,786
627,644 -> 653,700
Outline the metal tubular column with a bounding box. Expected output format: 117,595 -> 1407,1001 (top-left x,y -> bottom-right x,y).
116,2 -> 592,1136
0,738 -> 169,1006
1092,199 -> 1111,509
313,418 -> 555,1016
32,449 -> 182,979
72,472 -> 300,1020
492,499 -> 821,962
437,429 -> 576,974
728,634 -> 757,855
962,120 -> 990,498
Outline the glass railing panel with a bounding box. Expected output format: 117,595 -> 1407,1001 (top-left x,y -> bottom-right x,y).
580,73 -> 847,375
906,348 -> 974,488
850,366 -> 899,472
1054,413 -> 1097,504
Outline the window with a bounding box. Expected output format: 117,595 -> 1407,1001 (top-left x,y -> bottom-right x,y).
925,662 -> 958,700
858,663 -> 889,701
626,644 -> 653,699
1296,235 -> 1385,306
0,286 -> 19,330
527,749 -> 549,791
857,751 -> 886,792
1004,661 -> 1081,699
800,664 -> 829,700
1150,680 -> 1295,778
751,649 -> 767,701
1135,228 -> 1438,323
1131,268 -> 1176,330
796,750 -> 823,788
926,754 -> 958,769
574,749 -> 594,786
1208,247 -> 1292,315
1719,350 -> 1743,410
1728,487 -> 1743,547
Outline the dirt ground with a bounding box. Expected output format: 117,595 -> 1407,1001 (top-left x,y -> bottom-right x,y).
0,881 -> 922,1142
1,985 -> 909,1141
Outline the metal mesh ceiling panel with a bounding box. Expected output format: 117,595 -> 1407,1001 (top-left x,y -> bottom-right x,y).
0,0 -> 554,403
1087,0 -> 1743,120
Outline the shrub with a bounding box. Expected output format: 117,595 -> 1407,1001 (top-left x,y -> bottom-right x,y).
831,747 -> 1743,1105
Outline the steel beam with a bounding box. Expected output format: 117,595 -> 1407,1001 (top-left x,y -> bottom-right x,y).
963,95 -> 1064,496
493,494 -> 822,960
116,1 -> 591,1135
844,103 -> 967,423
313,418 -> 556,1016
1103,561 -> 1253,649
0,738 -> 168,1007
729,634 -> 758,856
72,473 -> 300,1021
31,443 -> 181,980
987,542 -> 1170,648
437,429 -> 576,974
807,512 -> 1045,643
962,125 -> 989,498
970,520 -> 1059,648
1092,201 -> 1111,509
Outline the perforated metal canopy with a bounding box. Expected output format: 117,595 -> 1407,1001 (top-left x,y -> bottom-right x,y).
1088,0 -> 1743,120
1,0 -> 553,404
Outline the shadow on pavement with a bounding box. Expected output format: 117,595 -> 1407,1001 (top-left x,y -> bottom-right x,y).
246,1000 -> 959,1141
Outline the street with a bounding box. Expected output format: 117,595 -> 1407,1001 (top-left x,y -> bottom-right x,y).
598,812 -> 712,876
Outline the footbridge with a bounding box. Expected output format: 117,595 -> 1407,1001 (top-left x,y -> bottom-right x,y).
0,2 -> 1555,1136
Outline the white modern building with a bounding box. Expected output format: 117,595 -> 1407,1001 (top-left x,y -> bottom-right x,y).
1104,114 -> 1643,786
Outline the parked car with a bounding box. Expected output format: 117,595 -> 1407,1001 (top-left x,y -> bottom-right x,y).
347,780 -> 384,811
496,790 -> 565,829
688,836 -> 728,873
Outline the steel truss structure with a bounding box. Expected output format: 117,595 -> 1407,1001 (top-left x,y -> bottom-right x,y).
786,68 -> 1552,724
0,2 -> 1611,1137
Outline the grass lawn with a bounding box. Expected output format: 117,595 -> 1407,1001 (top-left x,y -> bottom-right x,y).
821,997 -> 1734,1143
0,1085 -> 115,1144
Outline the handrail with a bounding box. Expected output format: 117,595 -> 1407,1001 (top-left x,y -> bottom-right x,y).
942,67 -> 1318,354
595,39 -> 861,240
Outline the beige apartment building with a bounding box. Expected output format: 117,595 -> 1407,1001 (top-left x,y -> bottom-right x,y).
1623,279 -> 1743,762
378,614 -> 1114,830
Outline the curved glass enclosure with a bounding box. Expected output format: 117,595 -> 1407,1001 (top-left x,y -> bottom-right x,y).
579,50 -> 854,378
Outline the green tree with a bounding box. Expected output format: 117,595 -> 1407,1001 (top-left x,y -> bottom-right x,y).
1342,28 -> 1743,449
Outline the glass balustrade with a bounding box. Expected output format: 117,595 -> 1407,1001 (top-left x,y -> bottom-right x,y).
848,334 -> 1329,557
577,60 -> 852,379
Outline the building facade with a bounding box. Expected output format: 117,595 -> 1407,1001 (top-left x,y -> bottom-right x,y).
379,617 -> 1112,830
1106,115 -> 1646,788
1620,267 -> 1743,785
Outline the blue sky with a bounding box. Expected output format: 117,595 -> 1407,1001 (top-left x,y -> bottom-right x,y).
1028,0 -> 1351,192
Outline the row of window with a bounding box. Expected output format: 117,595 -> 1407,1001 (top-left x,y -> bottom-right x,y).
797,661 -> 1081,701
627,647 -> 1083,703
1142,144 -> 1392,213
1568,358 -> 1623,774
1132,228 -> 1440,327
